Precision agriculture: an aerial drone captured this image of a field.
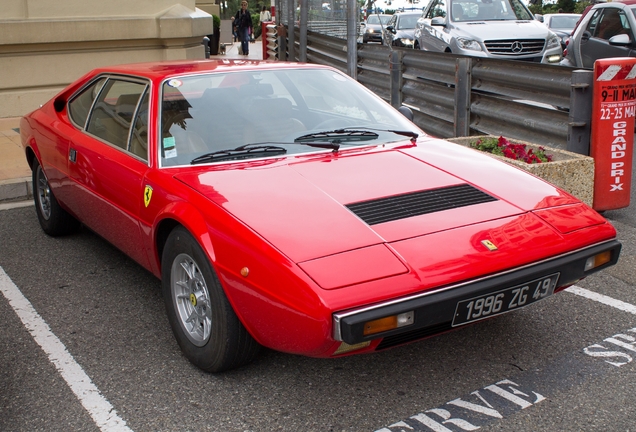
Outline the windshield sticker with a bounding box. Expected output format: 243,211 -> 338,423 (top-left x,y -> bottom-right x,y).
163,137 -> 177,158
167,79 -> 183,88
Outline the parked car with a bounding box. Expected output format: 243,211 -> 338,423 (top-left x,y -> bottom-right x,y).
384,11 -> 421,47
414,0 -> 563,63
21,60 -> 621,372
540,13 -> 582,49
562,0 -> 636,68
362,13 -> 391,43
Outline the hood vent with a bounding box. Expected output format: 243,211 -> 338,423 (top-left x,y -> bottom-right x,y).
346,184 -> 497,225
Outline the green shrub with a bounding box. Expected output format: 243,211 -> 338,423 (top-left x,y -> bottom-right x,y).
251,13 -> 262,39
212,14 -> 221,30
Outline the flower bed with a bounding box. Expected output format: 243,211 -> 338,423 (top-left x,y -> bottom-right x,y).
448,136 -> 595,206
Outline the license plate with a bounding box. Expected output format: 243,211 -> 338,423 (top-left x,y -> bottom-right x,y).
452,273 -> 559,327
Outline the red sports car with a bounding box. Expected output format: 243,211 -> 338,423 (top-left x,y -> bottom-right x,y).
21,60 -> 621,372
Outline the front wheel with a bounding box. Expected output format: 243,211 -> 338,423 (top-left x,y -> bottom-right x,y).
161,226 -> 260,372
32,158 -> 79,236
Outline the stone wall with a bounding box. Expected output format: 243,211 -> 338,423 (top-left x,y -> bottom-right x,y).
0,1 -> 214,118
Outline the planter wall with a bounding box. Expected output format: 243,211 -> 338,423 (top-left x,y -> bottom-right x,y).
448,136 -> 595,207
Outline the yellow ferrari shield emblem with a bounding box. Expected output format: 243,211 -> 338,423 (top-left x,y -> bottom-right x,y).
144,185 -> 153,207
481,240 -> 498,251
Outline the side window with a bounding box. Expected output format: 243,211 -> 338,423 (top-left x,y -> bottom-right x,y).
86,79 -> 146,150
586,9 -> 602,36
130,90 -> 149,161
68,78 -> 106,129
427,0 -> 447,19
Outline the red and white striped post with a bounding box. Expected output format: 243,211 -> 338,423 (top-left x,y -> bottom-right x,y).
590,58 -> 635,211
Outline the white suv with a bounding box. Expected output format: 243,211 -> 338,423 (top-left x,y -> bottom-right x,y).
414,0 -> 562,63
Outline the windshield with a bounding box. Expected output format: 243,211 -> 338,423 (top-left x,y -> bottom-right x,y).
160,68 -> 420,167
548,15 -> 580,29
398,14 -> 420,29
367,15 -> 390,25
451,0 -> 534,22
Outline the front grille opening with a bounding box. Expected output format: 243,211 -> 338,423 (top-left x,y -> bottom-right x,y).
346,184 -> 497,225
376,322 -> 452,350
484,39 -> 545,55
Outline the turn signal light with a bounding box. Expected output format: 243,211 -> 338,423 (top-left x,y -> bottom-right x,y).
584,251 -> 612,271
363,311 -> 414,336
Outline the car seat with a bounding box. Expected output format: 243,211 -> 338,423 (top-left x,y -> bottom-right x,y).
597,11 -> 627,40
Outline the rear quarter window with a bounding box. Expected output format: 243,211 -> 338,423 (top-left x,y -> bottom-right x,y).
68,78 -> 106,128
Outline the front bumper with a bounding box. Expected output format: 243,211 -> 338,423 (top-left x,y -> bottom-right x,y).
333,240 -> 621,346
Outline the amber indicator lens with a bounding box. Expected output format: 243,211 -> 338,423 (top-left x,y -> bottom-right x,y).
584,251 -> 612,271
363,311 -> 414,336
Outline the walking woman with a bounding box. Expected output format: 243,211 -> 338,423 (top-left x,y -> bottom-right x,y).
234,1 -> 253,56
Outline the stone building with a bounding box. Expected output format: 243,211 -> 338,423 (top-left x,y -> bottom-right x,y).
0,1 -> 219,118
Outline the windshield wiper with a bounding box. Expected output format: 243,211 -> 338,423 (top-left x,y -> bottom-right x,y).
295,127 -> 418,143
295,129 -> 380,143
191,144 -> 287,164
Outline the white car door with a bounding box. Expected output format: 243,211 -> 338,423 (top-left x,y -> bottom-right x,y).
417,0 -> 449,52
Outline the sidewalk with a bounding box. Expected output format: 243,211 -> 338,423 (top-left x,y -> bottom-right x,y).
0,117 -> 31,203
0,40 -> 265,203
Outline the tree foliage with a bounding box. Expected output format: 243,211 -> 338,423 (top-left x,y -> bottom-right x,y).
529,0 -> 590,15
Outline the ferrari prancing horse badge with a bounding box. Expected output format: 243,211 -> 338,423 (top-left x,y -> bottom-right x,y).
144,185 -> 153,207
481,240 -> 498,251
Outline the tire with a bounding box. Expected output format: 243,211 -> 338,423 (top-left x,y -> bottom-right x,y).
162,226 -> 260,372
32,158 -> 79,236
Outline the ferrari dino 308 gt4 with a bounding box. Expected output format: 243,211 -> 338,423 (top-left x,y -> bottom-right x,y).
21,60 -> 621,372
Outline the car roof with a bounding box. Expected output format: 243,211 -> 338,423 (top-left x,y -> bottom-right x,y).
88,60 -> 330,81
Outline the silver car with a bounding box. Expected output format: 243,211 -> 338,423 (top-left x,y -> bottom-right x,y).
414,0 -> 562,63
562,1 -> 636,68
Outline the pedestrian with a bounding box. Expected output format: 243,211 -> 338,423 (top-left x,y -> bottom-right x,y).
234,1 -> 253,56
231,17 -> 238,42
260,6 -> 271,22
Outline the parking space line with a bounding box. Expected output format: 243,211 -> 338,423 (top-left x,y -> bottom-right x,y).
566,285 -> 636,315
0,267 -> 133,432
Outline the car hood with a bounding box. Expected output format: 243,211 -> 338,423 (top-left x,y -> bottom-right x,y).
452,20 -> 552,41
551,28 -> 572,38
174,138 -> 579,263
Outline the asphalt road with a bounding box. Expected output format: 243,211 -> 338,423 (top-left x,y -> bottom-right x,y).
1,173 -> 635,431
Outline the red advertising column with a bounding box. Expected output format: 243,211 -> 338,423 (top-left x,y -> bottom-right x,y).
591,58 -> 635,211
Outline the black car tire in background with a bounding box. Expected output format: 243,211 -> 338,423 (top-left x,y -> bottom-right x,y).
162,226 -> 260,372
32,158 -> 79,236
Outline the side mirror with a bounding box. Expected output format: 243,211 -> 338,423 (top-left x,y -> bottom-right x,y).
386,25 -> 396,34
609,34 -> 631,46
431,17 -> 446,26
535,14 -> 544,23
54,96 -> 67,113
398,105 -> 414,121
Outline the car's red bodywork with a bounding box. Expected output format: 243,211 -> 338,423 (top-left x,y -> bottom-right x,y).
21,60 -> 621,362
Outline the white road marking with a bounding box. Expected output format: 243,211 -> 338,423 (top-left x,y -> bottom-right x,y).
0,200 -> 33,211
0,267 -> 133,432
566,285 -> 636,315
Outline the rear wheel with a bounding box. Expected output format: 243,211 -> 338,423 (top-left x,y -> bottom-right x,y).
32,159 -> 79,236
162,226 -> 260,372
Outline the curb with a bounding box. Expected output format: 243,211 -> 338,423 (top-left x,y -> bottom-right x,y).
0,177 -> 32,203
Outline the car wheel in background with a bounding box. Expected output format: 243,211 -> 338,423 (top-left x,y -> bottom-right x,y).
162,226 -> 260,372
32,158 -> 79,236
